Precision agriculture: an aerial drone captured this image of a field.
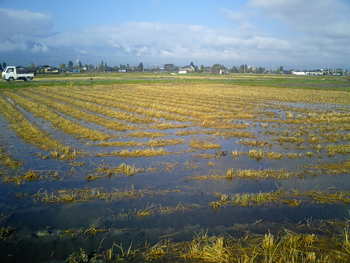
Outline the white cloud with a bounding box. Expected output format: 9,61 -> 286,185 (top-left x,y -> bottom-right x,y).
31,43 -> 48,53
0,8 -> 53,53
0,40 -> 27,52
41,22 -> 293,65
249,0 -> 350,37
1,5 -> 349,67
219,0 -> 350,67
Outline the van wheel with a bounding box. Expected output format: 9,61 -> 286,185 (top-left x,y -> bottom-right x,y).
7,77 -> 14,82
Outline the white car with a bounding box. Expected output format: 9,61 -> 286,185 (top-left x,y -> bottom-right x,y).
2,66 -> 34,81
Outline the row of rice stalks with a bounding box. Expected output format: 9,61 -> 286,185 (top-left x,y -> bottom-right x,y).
0,96 -> 77,159
95,138 -> 184,147
96,148 -> 171,157
4,92 -> 111,141
31,88 -> 153,124
33,187 -> 181,203
189,139 -> 221,150
0,146 -> 21,168
86,163 -> 143,181
50,87 -> 193,122
19,90 -> 134,131
190,168 -> 299,181
210,189 -> 350,209
66,227 -> 350,263
2,170 -> 59,185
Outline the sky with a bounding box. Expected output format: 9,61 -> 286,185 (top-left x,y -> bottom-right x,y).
0,0 -> 349,69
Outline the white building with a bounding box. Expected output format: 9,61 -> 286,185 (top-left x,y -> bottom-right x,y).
292,71 -> 306,76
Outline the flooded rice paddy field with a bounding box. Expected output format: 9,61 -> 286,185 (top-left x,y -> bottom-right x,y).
1,83 -> 350,262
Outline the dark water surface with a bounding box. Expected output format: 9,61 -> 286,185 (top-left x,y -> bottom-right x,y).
0,100 -> 350,262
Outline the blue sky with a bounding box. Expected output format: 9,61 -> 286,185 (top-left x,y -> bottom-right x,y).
1,0 -> 246,30
1,0 -> 350,69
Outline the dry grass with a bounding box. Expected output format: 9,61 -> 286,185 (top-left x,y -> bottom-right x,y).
175,129 -> 216,136
0,227 -> 15,240
152,122 -> 191,130
312,160 -> 350,174
87,163 -> 143,181
327,144 -> 350,156
134,203 -> 200,218
5,92 -> 111,141
125,131 -> 167,138
200,120 -> 249,129
239,139 -> 270,147
67,227 -> 350,263
20,90 -> 134,131
216,131 -> 256,138
248,149 -> 265,161
31,88 -> 153,124
2,79 -> 350,262
247,149 -> 302,160
0,147 -> 21,168
189,139 -> 221,150
58,87 -> 194,122
191,169 -> 298,181
231,150 -> 244,159
277,136 -> 304,145
3,170 -> 40,185
0,96 -> 78,159
33,187 -> 181,203
95,138 -> 183,147
3,170 -> 59,185
210,190 -> 350,209
96,148 -> 171,157
147,138 -> 184,147
183,233 -> 229,263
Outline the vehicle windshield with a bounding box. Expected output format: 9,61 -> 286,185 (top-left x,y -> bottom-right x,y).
6,68 -> 14,73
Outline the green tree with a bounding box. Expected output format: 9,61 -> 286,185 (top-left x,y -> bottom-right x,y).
137,62 -> 144,72
239,64 -> 248,73
230,66 -> 239,73
257,67 -> 265,74
68,61 -> 74,71
211,64 -> 226,74
27,63 -> 36,72
59,64 -> 66,71
98,61 -> 105,72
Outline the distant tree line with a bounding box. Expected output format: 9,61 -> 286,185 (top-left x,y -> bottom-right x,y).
0,59 -> 348,76
0,62 -> 7,71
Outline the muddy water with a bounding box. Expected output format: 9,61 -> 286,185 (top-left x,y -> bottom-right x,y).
0,99 -> 350,262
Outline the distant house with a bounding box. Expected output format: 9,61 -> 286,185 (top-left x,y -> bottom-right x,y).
178,65 -> 195,74
164,64 -> 177,72
292,70 -> 324,76
306,71 -> 323,76
292,71 -> 306,76
218,69 -> 229,75
37,65 -> 60,74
